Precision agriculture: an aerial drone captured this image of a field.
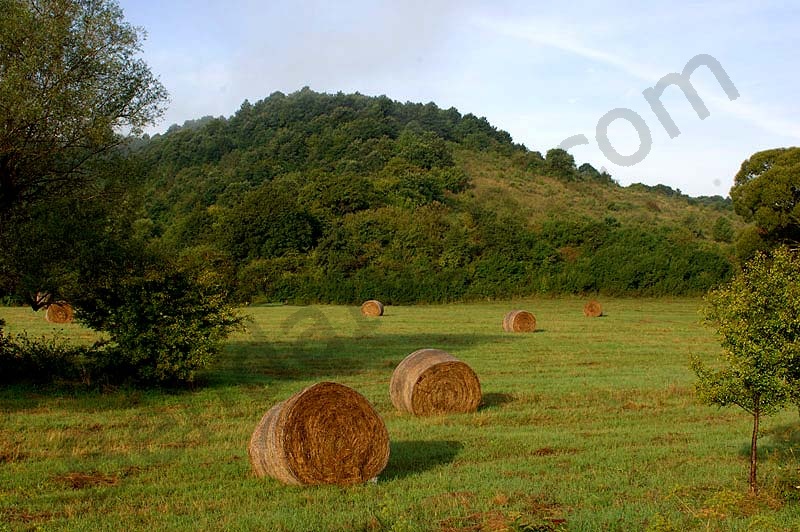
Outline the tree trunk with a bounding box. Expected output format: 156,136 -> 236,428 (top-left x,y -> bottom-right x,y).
0,155 -> 19,214
749,400 -> 760,495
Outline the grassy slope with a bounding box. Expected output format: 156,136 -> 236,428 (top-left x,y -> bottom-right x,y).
455,148 -> 743,236
2,300 -> 799,531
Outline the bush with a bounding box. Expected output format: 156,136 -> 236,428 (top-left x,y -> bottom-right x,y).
712,216 -> 734,243
75,252 -> 243,385
0,323 -> 93,384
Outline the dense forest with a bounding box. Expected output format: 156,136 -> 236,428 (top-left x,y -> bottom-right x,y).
128,88 -> 737,304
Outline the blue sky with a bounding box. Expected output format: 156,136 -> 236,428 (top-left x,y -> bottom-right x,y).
118,0 -> 800,197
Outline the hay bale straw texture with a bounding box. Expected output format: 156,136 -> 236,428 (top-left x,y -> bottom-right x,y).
583,300 -> 603,317
248,382 -> 390,486
360,300 -> 384,317
45,302 -> 74,324
502,310 -> 536,332
390,348 -> 482,416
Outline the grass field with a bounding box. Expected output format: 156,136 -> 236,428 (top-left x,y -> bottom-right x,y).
2,298 -> 800,531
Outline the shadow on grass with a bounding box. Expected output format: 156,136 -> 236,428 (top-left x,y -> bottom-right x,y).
0,330 -> 500,410
747,423 -> 800,500
207,332 -> 500,387
480,392 -> 515,410
749,423 -> 800,460
381,440 -> 463,481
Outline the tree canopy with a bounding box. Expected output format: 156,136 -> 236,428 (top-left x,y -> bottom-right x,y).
0,0 -> 167,212
0,0 -> 167,299
730,147 -> 800,247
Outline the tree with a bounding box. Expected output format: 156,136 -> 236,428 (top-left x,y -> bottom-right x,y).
0,152 -> 141,305
0,1 -> 243,386
730,148 -> 800,247
545,148 -> 578,181
691,247 -> 800,494
0,0 -> 168,213
216,182 -> 321,261
711,216 -> 734,243
396,128 -> 454,170
0,0 -> 167,296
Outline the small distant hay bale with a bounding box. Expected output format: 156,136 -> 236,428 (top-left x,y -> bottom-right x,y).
390,348 -> 482,416
583,300 -> 603,317
45,302 -> 74,324
360,300 -> 384,317
502,310 -> 536,333
248,382 -> 390,486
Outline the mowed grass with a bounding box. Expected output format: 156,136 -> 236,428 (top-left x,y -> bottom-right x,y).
3,299 -> 800,531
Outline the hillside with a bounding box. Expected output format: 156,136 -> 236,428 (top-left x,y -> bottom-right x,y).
131,88 -> 740,303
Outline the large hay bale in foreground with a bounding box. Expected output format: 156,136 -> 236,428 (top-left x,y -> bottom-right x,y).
583,300 -> 603,317
360,300 -> 384,317
390,348 -> 482,416
45,302 -> 74,324
248,382 -> 390,485
502,310 -> 536,333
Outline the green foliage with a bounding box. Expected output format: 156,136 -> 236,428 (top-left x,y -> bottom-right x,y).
629,183 -> 684,198
731,147 -> 800,245
0,328 -> 93,384
712,216 -> 734,243
695,247 -> 800,407
1,239 -> 243,386
73,248 -> 243,385
396,128 -> 454,169
735,226 -> 770,262
693,247 -> 800,412
128,89 -> 735,304
0,153 -> 141,302
0,0 -> 167,211
544,148 -> 578,180
692,246 -> 800,492
216,181 -> 321,261
0,0 -> 247,388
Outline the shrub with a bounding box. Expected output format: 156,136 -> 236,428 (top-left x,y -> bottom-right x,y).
0,324 -> 93,384
712,216 -> 734,243
75,253 -> 243,385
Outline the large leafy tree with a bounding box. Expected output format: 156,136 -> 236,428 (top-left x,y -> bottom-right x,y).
0,0 -> 167,212
0,1 -> 242,385
0,0 -> 166,301
692,247 -> 800,494
730,147 -> 800,249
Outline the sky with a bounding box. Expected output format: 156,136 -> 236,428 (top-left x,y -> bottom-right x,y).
117,0 -> 800,197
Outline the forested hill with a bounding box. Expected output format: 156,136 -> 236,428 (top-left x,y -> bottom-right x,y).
132,88 -> 738,304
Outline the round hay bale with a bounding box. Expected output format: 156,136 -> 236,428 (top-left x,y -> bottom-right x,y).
248,382 -> 389,486
390,348 -> 482,416
45,302 -> 74,324
360,300 -> 384,317
502,310 -> 536,333
583,300 -> 603,317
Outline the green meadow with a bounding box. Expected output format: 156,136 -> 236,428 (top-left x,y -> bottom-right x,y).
2,299 -> 800,531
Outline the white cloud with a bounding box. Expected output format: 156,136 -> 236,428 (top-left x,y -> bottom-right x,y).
474,15 -> 800,142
